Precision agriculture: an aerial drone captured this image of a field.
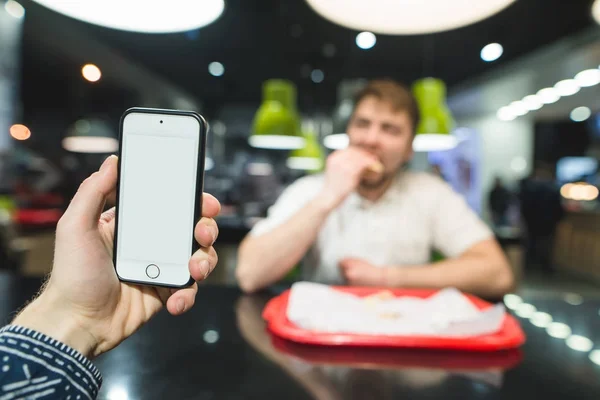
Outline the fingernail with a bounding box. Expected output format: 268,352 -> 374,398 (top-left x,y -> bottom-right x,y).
100,155 -> 116,172
177,298 -> 185,313
199,259 -> 210,279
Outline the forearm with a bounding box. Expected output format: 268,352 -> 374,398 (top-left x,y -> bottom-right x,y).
0,325 -> 102,399
236,194 -> 335,293
384,244 -> 514,298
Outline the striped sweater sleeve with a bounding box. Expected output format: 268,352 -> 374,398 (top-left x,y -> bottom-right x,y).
0,325 -> 102,399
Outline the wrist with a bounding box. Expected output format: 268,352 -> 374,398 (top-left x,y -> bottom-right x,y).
380,267 -> 390,286
381,266 -> 401,287
313,190 -> 343,213
12,292 -> 99,358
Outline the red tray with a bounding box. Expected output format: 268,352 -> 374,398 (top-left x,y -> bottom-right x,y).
263,287 -> 526,352
271,336 -> 524,370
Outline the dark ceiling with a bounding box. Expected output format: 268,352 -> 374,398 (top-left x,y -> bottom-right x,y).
20,0 -> 598,119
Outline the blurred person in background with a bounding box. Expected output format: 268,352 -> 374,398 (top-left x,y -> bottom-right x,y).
237,79 -> 513,298
519,162 -> 564,274
488,176 -> 511,228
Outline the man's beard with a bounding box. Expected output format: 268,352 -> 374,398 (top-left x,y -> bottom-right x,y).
359,172 -> 391,190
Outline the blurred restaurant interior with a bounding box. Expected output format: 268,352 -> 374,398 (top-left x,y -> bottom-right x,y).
2,0 -> 600,399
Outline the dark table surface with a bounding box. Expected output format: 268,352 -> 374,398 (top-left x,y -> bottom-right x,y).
1,271 -> 599,400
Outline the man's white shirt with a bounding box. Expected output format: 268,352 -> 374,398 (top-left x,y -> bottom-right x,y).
250,171 -> 492,284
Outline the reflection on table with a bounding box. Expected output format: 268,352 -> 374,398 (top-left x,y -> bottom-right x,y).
1,273 -> 599,399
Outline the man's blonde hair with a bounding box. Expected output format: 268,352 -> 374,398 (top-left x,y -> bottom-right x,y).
353,79 -> 420,134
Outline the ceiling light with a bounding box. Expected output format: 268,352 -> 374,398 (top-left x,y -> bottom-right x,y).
480,43 -> 503,62
311,69 -> 325,83
82,64 -> 101,82
246,162 -> 274,176
530,312 -> 553,328
575,69 -> 600,87
9,124 -> 31,140
546,322 -> 571,339
593,0 -> 600,25
288,130 -> 324,171
566,335 -> 594,352
63,118 -> 118,153
508,101 -> 528,116
248,135 -> 305,150
412,134 -> 458,152
356,32 -> 376,50
570,106 -> 591,122
554,79 -> 580,97
63,136 -> 118,153
323,133 -> 349,150
590,349 -> 600,366
536,87 -> 561,104
497,106 -> 516,121
4,0 -> 25,19
202,329 -> 219,344
287,157 -> 324,171
412,78 -> 457,152
562,182 -> 599,201
250,80 -> 305,150
522,95 -> 543,111
515,303 -> 536,318
306,0 -> 516,34
31,0 -> 224,33
563,293 -> 584,305
503,294 -> 523,310
510,157 -> 528,174
208,62 -> 224,77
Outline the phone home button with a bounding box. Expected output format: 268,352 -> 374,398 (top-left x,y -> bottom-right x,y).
145,264 -> 160,279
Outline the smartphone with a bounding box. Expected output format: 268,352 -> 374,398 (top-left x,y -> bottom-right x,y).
113,108 -> 207,287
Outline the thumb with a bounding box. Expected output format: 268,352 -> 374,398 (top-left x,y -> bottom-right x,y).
65,155 -> 118,230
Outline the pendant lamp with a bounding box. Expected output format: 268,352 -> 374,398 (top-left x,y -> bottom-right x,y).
305,0 -> 516,35
63,118 -> 118,153
287,121 -> 324,172
412,78 -> 457,152
249,80 -> 305,150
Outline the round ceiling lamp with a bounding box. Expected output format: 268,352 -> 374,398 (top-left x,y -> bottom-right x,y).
305,0 -> 516,34
593,0 -> 600,25
32,0 -> 224,33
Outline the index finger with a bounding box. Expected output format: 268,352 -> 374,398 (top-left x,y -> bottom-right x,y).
202,193 -> 221,218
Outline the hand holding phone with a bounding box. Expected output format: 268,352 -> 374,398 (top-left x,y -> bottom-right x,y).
13,154 -> 220,358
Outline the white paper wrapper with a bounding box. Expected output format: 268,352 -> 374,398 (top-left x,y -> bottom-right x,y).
286,282 -> 505,337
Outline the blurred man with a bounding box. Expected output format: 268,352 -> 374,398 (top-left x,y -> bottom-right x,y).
236,80 -> 513,298
488,176 -> 512,227
519,163 -> 564,273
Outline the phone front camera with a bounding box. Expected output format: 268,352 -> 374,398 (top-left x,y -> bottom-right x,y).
160,120 -> 163,124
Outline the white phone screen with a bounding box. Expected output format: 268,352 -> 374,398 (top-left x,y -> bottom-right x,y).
116,114 -> 200,283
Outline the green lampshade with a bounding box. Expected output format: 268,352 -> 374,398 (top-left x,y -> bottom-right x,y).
412,78 -> 457,152
287,125 -> 324,172
249,80 -> 305,150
